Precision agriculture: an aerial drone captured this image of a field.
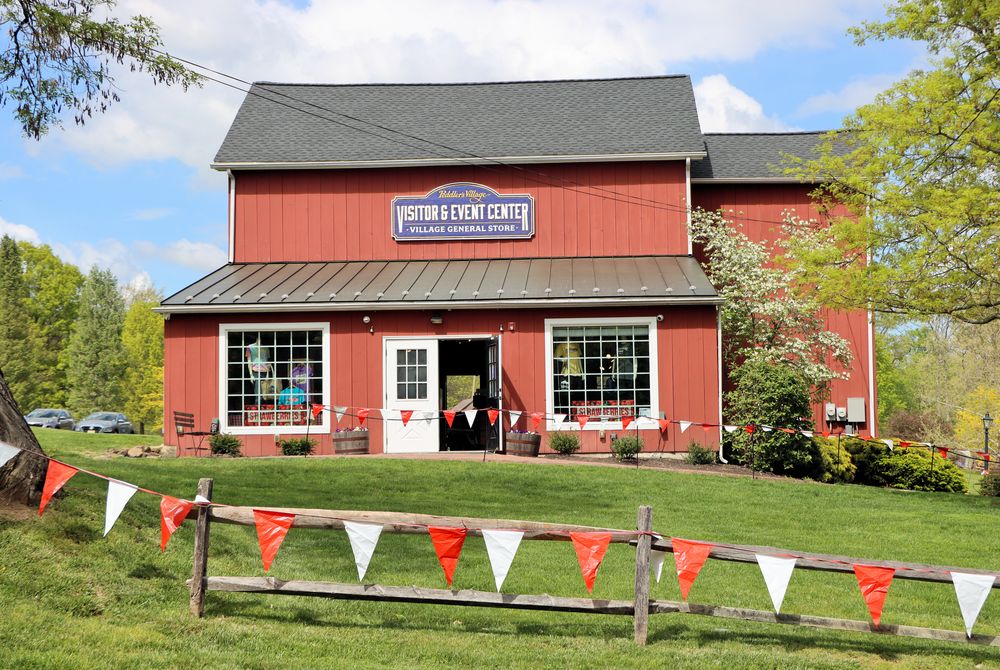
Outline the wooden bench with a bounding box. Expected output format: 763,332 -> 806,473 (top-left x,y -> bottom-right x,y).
174,411 -> 211,457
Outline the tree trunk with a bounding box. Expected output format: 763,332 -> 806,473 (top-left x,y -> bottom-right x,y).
0,368 -> 47,506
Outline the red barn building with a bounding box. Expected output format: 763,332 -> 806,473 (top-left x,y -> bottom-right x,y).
159,76 -> 876,457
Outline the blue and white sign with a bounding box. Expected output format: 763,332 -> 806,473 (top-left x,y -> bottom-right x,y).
392,182 -> 534,241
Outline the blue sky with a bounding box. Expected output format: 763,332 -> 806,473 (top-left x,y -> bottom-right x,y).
0,0 -> 924,296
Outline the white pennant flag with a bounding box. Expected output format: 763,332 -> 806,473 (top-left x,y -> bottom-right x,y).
952,572 -> 995,636
421,410 -> 435,425
463,409 -> 478,428
678,421 -> 692,433
386,409 -> 401,423
344,521 -> 383,581
723,425 -> 738,433
104,480 -> 138,537
761,426 -> 773,432
0,442 -> 21,468
756,554 -> 797,614
194,494 -> 211,504
552,413 -> 567,430
651,549 -> 667,583
882,439 -> 895,451
801,430 -> 813,438
334,406 -> 347,423
482,529 -> 523,591
508,411 -> 522,428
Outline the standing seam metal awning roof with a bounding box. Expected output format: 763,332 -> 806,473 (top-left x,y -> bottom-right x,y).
158,256 -> 720,313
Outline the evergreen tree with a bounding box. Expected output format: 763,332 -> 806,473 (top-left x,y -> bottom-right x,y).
0,235 -> 42,411
121,288 -> 164,431
67,267 -> 126,416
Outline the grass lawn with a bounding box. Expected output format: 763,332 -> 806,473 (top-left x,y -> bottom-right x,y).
2,430 -> 999,669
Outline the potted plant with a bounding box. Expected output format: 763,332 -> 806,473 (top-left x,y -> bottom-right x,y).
505,429 -> 541,457
332,427 -> 369,454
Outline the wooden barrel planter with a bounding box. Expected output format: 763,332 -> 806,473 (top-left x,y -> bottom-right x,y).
332,432 -> 369,455
505,432 -> 541,457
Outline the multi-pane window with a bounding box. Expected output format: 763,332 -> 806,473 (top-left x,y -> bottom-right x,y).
396,348 -> 428,400
224,328 -> 324,428
551,324 -> 653,422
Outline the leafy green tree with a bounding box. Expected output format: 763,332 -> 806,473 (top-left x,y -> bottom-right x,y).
121,288 -> 163,431
0,0 -> 200,138
66,267 -> 126,416
0,235 -> 42,411
789,0 -> 1000,323
17,241 -> 83,407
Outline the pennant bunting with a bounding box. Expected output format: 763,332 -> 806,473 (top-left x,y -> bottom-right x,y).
464,410 -> 478,428
482,529 -> 524,592
104,480 -> 138,537
39,461 -> 78,517
979,452 -> 991,465
160,496 -> 193,551
343,521 -> 383,581
621,415 -> 634,430
701,423 -> 714,432
421,410 -> 435,425
487,409 -> 500,426
651,549 -> 667,584
899,441 -> 911,449
552,413 -> 567,429
756,554 -> 797,614
570,532 -> 611,593
311,404 -> 324,420
400,410 -> 413,427
530,412 -> 544,432
194,494 -> 211,504
577,414 -> 590,429
673,538 -> 713,600
357,408 -> 370,426
951,572 -> 996,637
253,510 -> 295,571
0,442 -> 21,469
678,421 -> 692,433
658,418 -> 670,433
937,447 -> 949,459
428,526 -> 467,587
334,406 -> 347,423
744,424 -> 756,434
853,564 -> 895,627
723,425 -> 738,433
443,410 -> 456,428
508,411 -> 522,428
882,439 -> 894,451
821,430 -> 831,439
761,425 -> 773,432
801,430 -> 813,438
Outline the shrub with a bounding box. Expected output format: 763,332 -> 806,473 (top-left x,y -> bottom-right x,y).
611,436 -> 643,462
842,438 -> 887,484
549,432 -> 580,455
724,360 -> 819,477
278,437 -> 315,456
812,437 -> 856,483
979,472 -> 1000,496
845,440 -> 966,493
685,443 -> 716,465
208,433 -> 242,457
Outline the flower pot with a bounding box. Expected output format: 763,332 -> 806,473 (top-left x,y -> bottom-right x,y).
505,432 -> 541,457
333,432 -> 369,455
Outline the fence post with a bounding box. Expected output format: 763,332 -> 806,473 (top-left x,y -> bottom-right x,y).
189,477 -> 214,617
634,504 -> 653,645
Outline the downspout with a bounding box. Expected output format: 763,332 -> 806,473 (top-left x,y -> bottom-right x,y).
716,304 -> 728,462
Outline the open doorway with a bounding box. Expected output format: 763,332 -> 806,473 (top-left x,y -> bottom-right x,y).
439,337 -> 500,451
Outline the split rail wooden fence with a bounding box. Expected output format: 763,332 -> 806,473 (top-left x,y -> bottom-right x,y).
186,478 -> 1000,647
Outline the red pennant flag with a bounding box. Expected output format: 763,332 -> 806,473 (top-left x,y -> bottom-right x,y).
621,416 -> 634,430
899,441 -> 911,449
428,526 -> 467,586
487,409 -> 500,426
658,419 -> 670,433
400,410 -> 413,426
744,424 -> 756,434
357,408 -> 369,426
577,414 -> 590,428
821,430 -> 831,439
673,538 -> 713,600
937,447 -> 948,459
853,564 -> 895,627
160,496 -> 193,552
778,427 -> 796,434
443,410 -> 456,428
39,461 -> 78,516
530,412 -> 543,432
570,532 -> 611,593
311,403 -> 323,420
979,451 -> 991,465
253,509 -> 296,572
701,423 -> 713,432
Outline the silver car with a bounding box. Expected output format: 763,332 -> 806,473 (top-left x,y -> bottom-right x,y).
25,408 -> 75,430
75,412 -> 134,434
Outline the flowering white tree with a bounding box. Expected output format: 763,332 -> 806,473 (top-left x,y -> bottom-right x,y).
689,208 -> 852,401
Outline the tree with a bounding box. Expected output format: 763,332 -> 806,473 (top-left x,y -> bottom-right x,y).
121,287 -> 163,432
788,0 -> 1000,323
66,267 -> 126,416
1,0 -> 200,138
689,208 -> 852,400
0,235 -> 42,411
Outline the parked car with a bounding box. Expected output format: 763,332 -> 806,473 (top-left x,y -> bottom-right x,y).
75,412 -> 134,434
24,408 -> 75,430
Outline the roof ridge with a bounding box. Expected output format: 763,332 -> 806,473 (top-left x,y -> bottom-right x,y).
251,75 -> 691,88
703,130 -> 835,136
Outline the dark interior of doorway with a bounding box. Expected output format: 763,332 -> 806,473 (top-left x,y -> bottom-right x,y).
438,338 -> 499,451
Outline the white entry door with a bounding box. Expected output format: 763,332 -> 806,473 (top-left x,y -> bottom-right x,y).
384,339 -> 439,453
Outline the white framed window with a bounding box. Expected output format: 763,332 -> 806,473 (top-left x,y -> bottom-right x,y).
218,322 -> 330,434
544,317 -> 659,430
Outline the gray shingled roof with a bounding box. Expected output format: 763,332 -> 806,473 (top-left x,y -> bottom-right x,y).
212,77 -> 706,167
159,256 -> 720,313
690,132 -> 836,180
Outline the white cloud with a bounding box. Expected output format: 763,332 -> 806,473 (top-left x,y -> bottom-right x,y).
694,75 -> 795,132
50,237 -> 224,287
0,163 -> 24,180
32,0 -> 881,174
0,215 -> 41,244
133,239 -> 227,271
796,72 -> 904,117
130,207 -> 174,221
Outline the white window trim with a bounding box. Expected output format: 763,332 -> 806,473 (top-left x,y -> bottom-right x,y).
218,321 -> 331,435
544,316 -> 660,431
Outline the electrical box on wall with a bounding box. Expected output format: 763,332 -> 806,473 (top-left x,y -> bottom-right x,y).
847,397 -> 866,423
825,403 -> 836,421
